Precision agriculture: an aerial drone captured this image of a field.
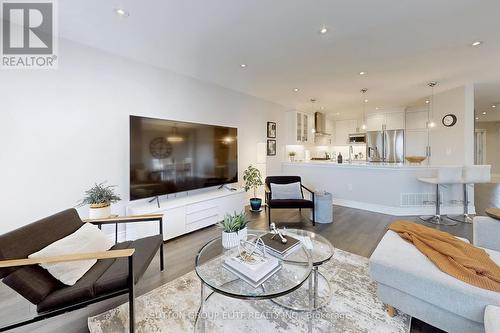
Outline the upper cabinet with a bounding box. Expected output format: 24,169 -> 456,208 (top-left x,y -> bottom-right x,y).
334,119 -> 358,145
287,111 -> 313,144
405,107 -> 429,130
365,110 -> 405,131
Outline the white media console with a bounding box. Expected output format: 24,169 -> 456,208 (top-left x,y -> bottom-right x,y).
125,187 -> 246,241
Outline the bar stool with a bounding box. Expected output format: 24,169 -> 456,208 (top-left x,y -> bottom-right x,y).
418,166 -> 463,226
448,165 -> 491,223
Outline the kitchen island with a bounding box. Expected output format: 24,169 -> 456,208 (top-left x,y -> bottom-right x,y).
282,161 -> 472,216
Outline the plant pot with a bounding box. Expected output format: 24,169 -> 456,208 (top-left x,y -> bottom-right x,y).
250,198 -> 262,211
289,156 -> 295,162
89,203 -> 111,219
221,227 -> 247,249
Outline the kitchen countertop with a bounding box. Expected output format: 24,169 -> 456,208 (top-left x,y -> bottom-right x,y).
283,160 -> 434,169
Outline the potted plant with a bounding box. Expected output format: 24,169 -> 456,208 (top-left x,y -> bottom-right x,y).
243,165 -> 264,211
77,182 -> 121,219
288,151 -> 296,162
218,211 -> 248,249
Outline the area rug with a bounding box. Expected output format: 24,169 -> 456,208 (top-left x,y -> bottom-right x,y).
88,249 -> 410,333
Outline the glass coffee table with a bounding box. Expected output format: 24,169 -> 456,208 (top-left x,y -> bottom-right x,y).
194,229 -> 313,332
272,229 -> 335,311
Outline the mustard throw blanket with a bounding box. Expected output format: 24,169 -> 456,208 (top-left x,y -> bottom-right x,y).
389,221 -> 500,292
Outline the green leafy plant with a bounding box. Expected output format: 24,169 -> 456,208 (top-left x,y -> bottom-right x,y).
243,165 -> 263,199
218,211 -> 247,233
288,151 -> 296,157
77,182 -> 121,207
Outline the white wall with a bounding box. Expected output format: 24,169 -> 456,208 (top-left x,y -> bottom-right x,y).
429,85 -> 475,165
0,40 -> 286,234
476,121 -> 500,175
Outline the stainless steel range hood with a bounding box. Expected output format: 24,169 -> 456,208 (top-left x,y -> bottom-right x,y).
314,112 -> 331,136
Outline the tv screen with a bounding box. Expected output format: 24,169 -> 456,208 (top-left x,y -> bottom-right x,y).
129,116 -> 238,200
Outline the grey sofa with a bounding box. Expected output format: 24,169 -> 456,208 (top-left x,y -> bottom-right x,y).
369,216 -> 500,333
0,208 -> 164,332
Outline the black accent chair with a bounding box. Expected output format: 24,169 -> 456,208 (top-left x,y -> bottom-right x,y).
0,208 -> 164,332
265,176 -> 315,226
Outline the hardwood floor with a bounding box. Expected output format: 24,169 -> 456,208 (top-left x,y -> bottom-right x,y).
0,183 -> 498,333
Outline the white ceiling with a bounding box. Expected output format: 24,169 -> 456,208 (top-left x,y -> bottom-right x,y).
58,0 -> 500,118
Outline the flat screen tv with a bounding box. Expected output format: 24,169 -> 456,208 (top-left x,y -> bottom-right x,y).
130,115 -> 238,200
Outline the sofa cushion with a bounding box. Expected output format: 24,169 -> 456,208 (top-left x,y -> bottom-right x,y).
0,209 -> 83,279
36,241 -> 132,312
3,266 -> 62,304
94,235 -> 162,295
268,199 -> 314,209
29,223 -> 114,286
370,230 -> 500,323
485,305 -> 500,333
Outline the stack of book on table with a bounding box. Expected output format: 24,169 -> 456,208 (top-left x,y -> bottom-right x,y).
259,233 -> 302,259
223,251 -> 281,288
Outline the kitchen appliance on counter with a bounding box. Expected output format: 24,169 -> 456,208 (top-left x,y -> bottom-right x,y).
348,133 -> 366,143
366,129 -> 404,163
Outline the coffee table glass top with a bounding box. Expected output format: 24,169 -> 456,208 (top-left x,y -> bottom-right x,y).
195,229 -> 313,300
283,228 -> 335,266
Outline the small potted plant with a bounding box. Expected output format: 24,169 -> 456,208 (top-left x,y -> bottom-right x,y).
243,165 -> 264,211
77,182 -> 121,219
288,151 -> 296,162
218,211 -> 248,249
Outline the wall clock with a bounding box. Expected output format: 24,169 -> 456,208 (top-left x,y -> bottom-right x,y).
149,137 -> 172,159
442,114 -> 457,127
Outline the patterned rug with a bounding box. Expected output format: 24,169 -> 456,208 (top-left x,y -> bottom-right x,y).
88,249 -> 410,333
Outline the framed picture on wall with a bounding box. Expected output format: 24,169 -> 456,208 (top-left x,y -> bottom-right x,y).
267,121 -> 276,138
267,139 -> 276,156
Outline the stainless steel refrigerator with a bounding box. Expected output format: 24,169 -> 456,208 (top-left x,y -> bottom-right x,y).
366,129 -> 405,162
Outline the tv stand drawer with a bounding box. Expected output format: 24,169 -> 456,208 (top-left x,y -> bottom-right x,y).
186,207 -> 219,225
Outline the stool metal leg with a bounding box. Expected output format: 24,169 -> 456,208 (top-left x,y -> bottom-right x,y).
420,184 -> 457,226
448,183 -> 473,223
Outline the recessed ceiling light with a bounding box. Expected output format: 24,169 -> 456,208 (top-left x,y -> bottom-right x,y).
320,106 -> 325,110
375,107 -> 379,110
364,99 -> 368,103
336,112 -> 340,116
293,88 -> 299,92
482,111 -> 487,115
114,8 -> 129,17
359,71 -> 366,75
425,100 -> 430,104
492,104 -> 497,108
240,64 -> 247,68
471,41 -> 483,47
320,26 -> 328,34
475,117 -> 479,120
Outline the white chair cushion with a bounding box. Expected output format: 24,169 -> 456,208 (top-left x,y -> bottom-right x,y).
271,182 -> 302,200
485,305 -> 500,333
29,223 -> 114,286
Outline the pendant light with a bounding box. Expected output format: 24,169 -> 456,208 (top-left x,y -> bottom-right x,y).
360,88 -> 368,130
427,82 -> 438,128
167,125 -> 184,143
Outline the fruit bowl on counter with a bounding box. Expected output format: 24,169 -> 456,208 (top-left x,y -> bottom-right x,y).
405,156 -> 427,164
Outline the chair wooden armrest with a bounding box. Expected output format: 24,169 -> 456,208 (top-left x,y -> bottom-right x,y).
0,249 -> 135,268
83,214 -> 163,225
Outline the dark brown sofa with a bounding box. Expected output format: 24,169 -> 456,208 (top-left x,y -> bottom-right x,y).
0,208 -> 164,332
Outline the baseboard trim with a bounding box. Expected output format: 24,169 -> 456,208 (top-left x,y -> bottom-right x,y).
332,198 -> 476,216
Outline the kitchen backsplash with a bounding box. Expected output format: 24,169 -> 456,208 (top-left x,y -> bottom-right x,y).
285,144 -> 366,161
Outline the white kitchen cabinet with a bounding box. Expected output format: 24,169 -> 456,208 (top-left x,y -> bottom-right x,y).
287,111 -> 312,144
385,112 -> 405,130
366,114 -> 385,131
366,111 -> 405,131
334,119 -> 357,145
405,109 -> 429,130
